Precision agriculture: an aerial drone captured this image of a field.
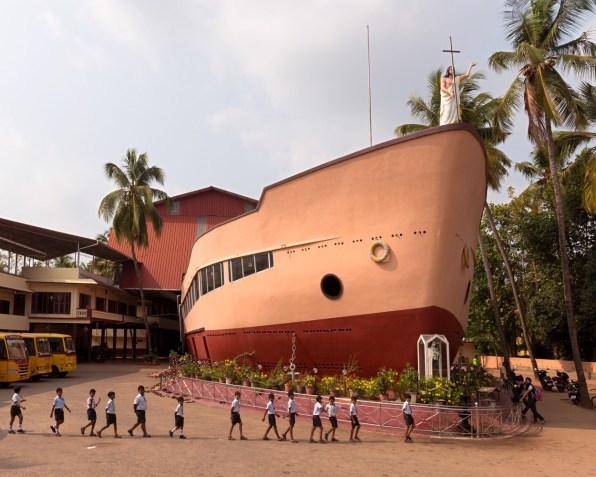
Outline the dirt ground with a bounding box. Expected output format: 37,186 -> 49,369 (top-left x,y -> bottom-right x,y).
1,362 -> 595,477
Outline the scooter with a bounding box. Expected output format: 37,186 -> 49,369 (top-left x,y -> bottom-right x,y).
537,369 -> 554,391
552,370 -> 570,392
567,380 -> 580,405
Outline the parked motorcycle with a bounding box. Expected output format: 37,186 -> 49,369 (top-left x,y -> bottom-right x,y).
537,369 -> 554,391
552,370 -> 570,392
567,380 -> 580,405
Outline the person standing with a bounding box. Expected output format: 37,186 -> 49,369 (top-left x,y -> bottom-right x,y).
521,377 -> 545,424
128,385 -> 150,437
228,390 -> 247,440
281,391 -> 298,443
261,393 -> 282,440
309,395 -> 326,443
50,387 -> 71,436
324,395 -> 340,442
81,388 -> 100,436
402,393 -> 415,443
169,396 -> 186,439
439,61 -> 476,125
97,391 -> 120,438
9,386 -> 26,434
349,395 -> 361,442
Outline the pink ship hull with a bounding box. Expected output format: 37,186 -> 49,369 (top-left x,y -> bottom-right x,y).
181,124 -> 487,376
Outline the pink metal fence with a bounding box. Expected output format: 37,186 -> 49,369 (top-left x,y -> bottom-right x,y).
162,377 -> 526,439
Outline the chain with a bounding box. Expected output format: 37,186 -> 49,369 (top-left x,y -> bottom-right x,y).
288,332 -> 297,382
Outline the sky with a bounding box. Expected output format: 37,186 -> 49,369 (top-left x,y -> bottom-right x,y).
1,1 -> 595,239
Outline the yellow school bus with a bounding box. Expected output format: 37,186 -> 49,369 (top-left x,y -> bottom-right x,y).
39,333 -> 77,377
0,333 -> 29,385
20,333 -> 52,380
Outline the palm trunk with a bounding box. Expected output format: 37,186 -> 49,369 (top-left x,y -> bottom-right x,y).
484,203 -> 538,377
131,243 -> 152,354
478,232 -> 512,377
545,121 -> 589,408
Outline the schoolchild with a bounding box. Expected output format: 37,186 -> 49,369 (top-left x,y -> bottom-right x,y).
324,395 -> 340,441
97,391 -> 120,438
511,376 -> 523,404
281,391 -> 298,443
81,388 -> 101,436
521,377 -> 545,424
229,390 -> 247,440
402,393 -> 415,443
128,385 -> 150,437
309,395 -> 327,443
9,386 -> 26,434
169,396 -> 186,439
349,395 -> 361,442
261,392 -> 282,440
50,387 -> 71,436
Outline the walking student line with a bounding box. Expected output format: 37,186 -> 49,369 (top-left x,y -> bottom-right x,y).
4,384 -> 419,444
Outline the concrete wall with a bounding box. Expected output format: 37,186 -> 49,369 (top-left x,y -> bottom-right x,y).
481,355 -> 596,379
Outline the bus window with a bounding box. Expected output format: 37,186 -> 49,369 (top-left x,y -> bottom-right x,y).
0,340 -> 6,360
7,339 -> 28,360
38,338 -> 51,356
64,337 -> 75,355
24,339 -> 36,357
49,338 -> 64,353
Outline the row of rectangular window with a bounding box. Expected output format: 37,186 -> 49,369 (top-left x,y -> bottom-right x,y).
30,292 -> 135,316
181,252 -> 274,319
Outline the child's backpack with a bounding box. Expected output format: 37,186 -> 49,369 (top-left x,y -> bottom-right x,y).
534,386 -> 543,401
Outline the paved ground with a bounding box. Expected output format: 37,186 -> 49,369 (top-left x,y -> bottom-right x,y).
1,362 -> 595,477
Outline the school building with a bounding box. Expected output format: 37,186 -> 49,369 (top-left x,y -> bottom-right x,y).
0,187 -> 257,359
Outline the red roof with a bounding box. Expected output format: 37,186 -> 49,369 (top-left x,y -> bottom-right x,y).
109,187 -> 257,291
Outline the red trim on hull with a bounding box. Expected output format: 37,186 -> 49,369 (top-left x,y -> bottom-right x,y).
186,306 -> 463,376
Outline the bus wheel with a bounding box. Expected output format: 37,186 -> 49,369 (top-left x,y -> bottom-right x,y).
31,375 -> 42,381
50,365 -> 60,378
58,372 -> 68,378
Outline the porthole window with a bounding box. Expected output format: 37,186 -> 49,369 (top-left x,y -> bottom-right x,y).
321,274 -> 342,299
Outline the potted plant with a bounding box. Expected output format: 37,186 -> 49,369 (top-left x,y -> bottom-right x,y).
397,363 -> 419,402
320,375 -> 340,396
239,362 -> 254,387
302,374 -> 316,394
377,367 -> 399,400
222,358 -> 239,384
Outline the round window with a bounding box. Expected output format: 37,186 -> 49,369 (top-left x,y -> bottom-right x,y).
321,274 -> 342,299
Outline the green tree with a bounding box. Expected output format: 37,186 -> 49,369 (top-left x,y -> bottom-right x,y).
52,255 -> 76,268
83,230 -> 122,282
98,149 -> 171,353
489,0 -> 596,408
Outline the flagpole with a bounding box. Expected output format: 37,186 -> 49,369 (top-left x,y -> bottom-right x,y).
367,25 -> 372,147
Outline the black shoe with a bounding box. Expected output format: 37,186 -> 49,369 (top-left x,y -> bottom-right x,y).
17,429 -> 25,433
179,435 -> 186,439
169,430 -> 173,438
50,425 -> 56,434
8,430 -> 16,434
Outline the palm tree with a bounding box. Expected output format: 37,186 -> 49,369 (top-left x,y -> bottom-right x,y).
395,67 -> 526,376
52,255 -> 76,268
578,83 -> 596,214
98,149 -> 171,353
489,0 -> 596,407
83,230 -> 122,282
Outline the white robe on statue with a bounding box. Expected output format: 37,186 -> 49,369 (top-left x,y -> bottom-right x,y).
439,77 -> 459,125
